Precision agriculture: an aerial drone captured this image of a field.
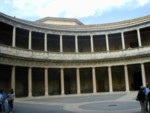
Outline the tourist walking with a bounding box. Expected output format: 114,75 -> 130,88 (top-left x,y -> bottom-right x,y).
136,86 -> 146,113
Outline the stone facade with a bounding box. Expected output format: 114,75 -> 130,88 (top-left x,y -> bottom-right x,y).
0,12 -> 150,97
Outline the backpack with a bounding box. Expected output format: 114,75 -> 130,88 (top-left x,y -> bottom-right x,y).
7,93 -> 14,101
136,90 -> 145,101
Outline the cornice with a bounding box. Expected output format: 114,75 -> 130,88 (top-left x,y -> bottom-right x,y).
0,12 -> 150,33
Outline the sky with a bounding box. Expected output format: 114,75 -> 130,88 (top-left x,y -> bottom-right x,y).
0,0 -> 150,25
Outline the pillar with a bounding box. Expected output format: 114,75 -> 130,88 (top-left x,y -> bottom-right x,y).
45,68 -> 48,96
28,31 -> 32,50
11,66 -> 15,91
75,35 -> 78,53
92,67 -> 97,93
12,26 -> 16,47
60,68 -> 64,95
124,65 -> 129,92
90,35 -> 94,52
137,28 -> 142,47
108,66 -> 113,92
76,68 -> 81,94
141,63 -> 146,86
60,35 -> 63,52
106,34 -> 109,51
28,67 -> 32,97
44,33 -> 47,51
121,32 -> 125,49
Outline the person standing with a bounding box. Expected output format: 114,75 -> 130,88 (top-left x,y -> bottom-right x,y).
144,82 -> 150,112
136,86 -> 146,113
0,90 -> 3,113
1,90 -> 7,112
7,89 -> 14,113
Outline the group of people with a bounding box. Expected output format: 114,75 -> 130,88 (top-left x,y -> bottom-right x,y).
137,82 -> 150,113
0,89 -> 14,113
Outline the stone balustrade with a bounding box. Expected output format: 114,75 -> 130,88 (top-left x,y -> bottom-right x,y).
0,44 -> 150,61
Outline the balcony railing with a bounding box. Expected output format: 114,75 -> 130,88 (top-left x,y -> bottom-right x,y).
0,44 -> 150,61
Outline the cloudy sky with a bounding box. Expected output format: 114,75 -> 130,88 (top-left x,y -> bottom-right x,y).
0,0 -> 150,25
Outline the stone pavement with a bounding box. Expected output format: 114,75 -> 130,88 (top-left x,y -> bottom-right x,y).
11,92 -> 141,113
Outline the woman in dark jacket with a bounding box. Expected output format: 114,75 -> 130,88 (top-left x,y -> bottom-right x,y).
137,86 -> 146,113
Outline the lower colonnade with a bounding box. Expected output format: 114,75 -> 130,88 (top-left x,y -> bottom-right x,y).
0,62 -> 150,98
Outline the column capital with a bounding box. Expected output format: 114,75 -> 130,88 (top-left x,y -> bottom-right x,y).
136,28 -> 140,31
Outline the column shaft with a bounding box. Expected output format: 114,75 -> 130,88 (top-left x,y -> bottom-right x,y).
92,67 -> 97,93
108,66 -> 113,92
60,35 -> 63,52
141,63 -> 146,86
137,29 -> 142,47
44,33 -> 47,51
121,32 -> 125,49
45,68 -> 49,96
61,68 -> 64,95
12,27 -> 16,47
75,35 -> 78,53
106,34 -> 109,51
28,31 -> 32,50
124,65 -> 129,92
11,66 -> 15,91
76,68 -> 80,94
91,35 -> 94,52
28,67 -> 32,97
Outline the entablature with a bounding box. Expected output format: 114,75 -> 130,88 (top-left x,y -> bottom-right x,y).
0,44 -> 150,61
0,52 -> 150,68
0,12 -> 150,34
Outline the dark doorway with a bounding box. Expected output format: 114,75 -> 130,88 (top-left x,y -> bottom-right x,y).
128,64 -> 142,91
64,68 -> 76,94
64,76 -> 71,94
97,80 -> 105,92
133,71 -> 142,90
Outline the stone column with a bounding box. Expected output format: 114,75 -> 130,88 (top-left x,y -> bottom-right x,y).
12,26 -> 16,47
141,63 -> 146,86
44,33 -> 47,51
75,35 -> 78,53
92,67 -> 97,93
90,35 -> 94,52
108,66 -> 113,92
76,68 -> 81,94
61,68 -> 65,95
106,34 -> 109,51
11,66 -> 15,91
137,28 -> 142,47
28,31 -> 32,50
121,32 -> 125,49
124,65 -> 129,92
60,35 -> 63,52
45,68 -> 48,96
28,67 -> 32,97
